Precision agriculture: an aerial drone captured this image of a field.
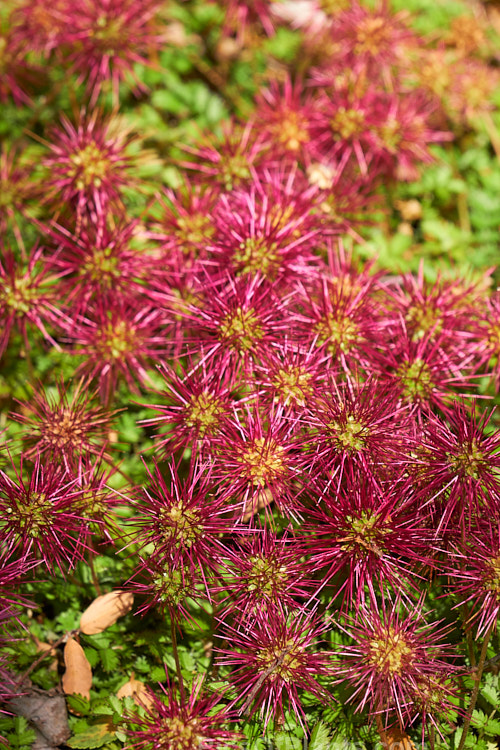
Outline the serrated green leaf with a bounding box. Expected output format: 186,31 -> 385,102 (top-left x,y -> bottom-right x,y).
84,646 -> 99,668
8,716 -> 36,749
485,717 -> 500,736
99,648 -> 120,672
66,694 -> 91,715
57,610 -> 81,631
67,719 -> 116,749
179,648 -> 195,671
274,731 -> 302,750
92,703 -> 114,716
133,656 -> 150,673
481,684 -> 499,707
471,709 -> 488,729
309,721 -> 332,750
108,696 -> 122,715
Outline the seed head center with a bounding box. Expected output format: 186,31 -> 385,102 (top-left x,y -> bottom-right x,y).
95,319 -> 138,360
447,438 -> 486,479
314,312 -> 359,354
1,277 -> 36,315
238,437 -> 286,486
70,141 -> 110,190
41,409 -> 86,449
233,237 -> 280,278
277,112 -> 309,151
272,365 -> 313,407
184,390 -> 224,436
219,306 -> 263,353
485,554 -> 500,596
355,17 -> 389,56
247,554 -> 288,596
159,503 -> 201,548
329,415 -> 369,452
10,492 -> 53,538
368,627 -> 414,676
256,640 -> 303,683
157,715 -> 202,750
396,358 -> 434,402
330,108 -> 366,140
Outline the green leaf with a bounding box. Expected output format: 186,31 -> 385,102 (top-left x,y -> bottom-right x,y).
480,684 -> 499,707
108,696 -> 122,715
67,719 -> 116,749
66,694 -> 91,715
57,610 -> 81,631
4,716 -> 36,749
84,647 -> 99,668
179,648 -> 195,671
133,656 -> 150,673
484,717 -> 500,736
471,709 -> 488,730
274,731 -> 302,750
99,648 -> 120,672
309,721 -> 332,750
117,412 -> 143,443
92,703 -> 114,717
454,724 -> 488,748
151,89 -> 188,115
264,27 -> 302,62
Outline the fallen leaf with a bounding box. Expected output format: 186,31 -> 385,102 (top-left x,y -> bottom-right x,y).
62,638 -> 92,700
32,728 -> 59,750
385,728 -> 417,749
80,590 -> 134,635
394,198 -> 422,223
242,488 -> 273,522
163,21 -> 200,47
203,639 -> 213,660
8,686 -> 71,746
215,36 -> 242,60
67,718 -> 116,749
117,676 -> 154,708
33,637 -> 58,671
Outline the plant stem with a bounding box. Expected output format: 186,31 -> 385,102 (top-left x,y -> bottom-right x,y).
16,629 -> 78,685
239,645 -> 294,717
170,617 -> 186,704
483,112 -> 500,164
462,604 -> 476,669
375,714 -> 388,746
429,724 -> 436,750
87,547 -> 102,596
457,621 -> 495,750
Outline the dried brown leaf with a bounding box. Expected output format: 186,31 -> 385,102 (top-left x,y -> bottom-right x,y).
116,676 -> 154,708
62,637 -> 92,700
242,488 -> 273,522
33,637 -> 58,671
80,590 -> 134,635
163,21 -> 200,47
385,729 -> 417,749
8,687 -> 71,746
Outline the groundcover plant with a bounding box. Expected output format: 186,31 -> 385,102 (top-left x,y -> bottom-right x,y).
2,0 -> 500,748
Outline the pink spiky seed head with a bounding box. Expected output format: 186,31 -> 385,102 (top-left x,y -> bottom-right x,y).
0,455 -> 90,572
41,110 -> 137,220
334,597 -> 458,729
12,378 -> 115,474
124,677 -> 241,750
0,243 -> 61,358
